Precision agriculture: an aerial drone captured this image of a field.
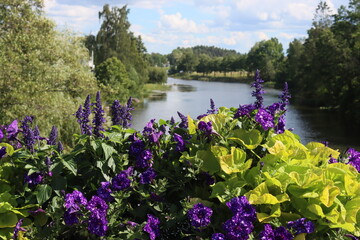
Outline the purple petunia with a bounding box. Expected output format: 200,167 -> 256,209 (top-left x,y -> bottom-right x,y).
88,214 -> 108,237
97,181 -> 114,202
212,233 -> 226,240
255,108 -> 275,131
24,172 -> 43,188
87,196 -> 108,217
187,203 -> 213,229
13,219 -> 26,239
139,168 -> 157,184
259,224 -> 275,240
346,148 -> 360,172
64,190 -> 87,213
226,196 -> 256,222
129,139 -> 145,157
111,171 -> 131,191
6,120 -> 19,141
287,218 -> 315,235
173,133 -> 186,152
136,149 -> 153,169
223,213 -> 254,240
0,147 -> 6,158
144,214 -> 161,240
64,210 -> 80,226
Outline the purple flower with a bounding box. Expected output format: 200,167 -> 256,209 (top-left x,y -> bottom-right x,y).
74,95 -> 93,135
170,117 -> 175,126
208,98 -> 218,114
197,114 -> 208,120
287,218 -> 315,235
93,91 -> 106,138
24,172 -> 43,188
187,203 -> 213,229
149,131 -> 163,144
198,121 -> 213,136
64,210 -> 80,225
87,195 -> 108,222
328,157 -> 338,164
97,182 -> 114,202
144,214 -> 160,240
21,116 -> 35,152
266,102 -> 282,115
223,214 -> 254,240
111,98 -> 133,128
139,168 -> 157,184
177,111 -> 188,129
47,126 -> 58,145
234,104 -> 256,118
88,214 -> 108,237
345,234 -> 360,240
136,149 -> 153,169
111,171 -> 131,191
346,148 -> 360,172
13,219 -> 26,239
226,196 -> 256,222
6,120 -> 19,141
255,108 -> 275,131
0,147 -> 6,158
0,129 -> 3,141
174,133 -> 186,152
279,82 -> 291,109
212,233 -> 226,240
275,115 -> 286,134
200,172 -> 215,185
129,140 -> 145,157
57,141 -> 64,152
143,119 -> 155,135
274,226 -> 293,240
64,190 -> 87,213
259,224 -> 275,240
251,70 -> 265,109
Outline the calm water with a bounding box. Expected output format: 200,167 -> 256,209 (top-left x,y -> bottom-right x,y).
132,78 -> 360,151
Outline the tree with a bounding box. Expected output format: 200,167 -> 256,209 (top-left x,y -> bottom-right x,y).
95,57 -> 134,102
0,0 -> 97,145
246,38 -> 284,82
95,4 -> 148,85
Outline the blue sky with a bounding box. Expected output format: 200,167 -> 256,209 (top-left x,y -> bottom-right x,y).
44,0 -> 348,54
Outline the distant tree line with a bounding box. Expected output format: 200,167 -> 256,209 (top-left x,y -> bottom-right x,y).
165,1 -> 359,125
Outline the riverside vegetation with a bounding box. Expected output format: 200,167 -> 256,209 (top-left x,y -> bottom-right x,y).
0,72 -> 359,240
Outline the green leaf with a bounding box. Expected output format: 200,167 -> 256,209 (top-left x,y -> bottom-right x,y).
101,143 -> 116,161
0,143 -> 14,157
0,202 -> 13,213
187,116 -> 196,134
319,185 -> 340,207
36,184 -> 52,205
229,128 -> 262,149
0,212 -> 17,228
60,157 -> 77,175
196,150 -> 220,174
210,182 -> 227,202
201,114 -> 228,133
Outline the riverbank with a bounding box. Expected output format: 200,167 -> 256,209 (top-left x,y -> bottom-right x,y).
169,72 -> 276,88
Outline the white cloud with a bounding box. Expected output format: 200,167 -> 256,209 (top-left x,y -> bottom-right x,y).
158,12 -> 209,33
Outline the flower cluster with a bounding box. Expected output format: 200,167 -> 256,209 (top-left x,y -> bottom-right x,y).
143,119 -> 163,144
259,225 -> 293,240
64,190 -> 87,225
47,126 -> 58,145
177,111 -> 188,129
13,219 -> 26,240
87,196 -> 109,236
287,218 -> 315,235
24,172 -> 44,188
21,116 -> 35,152
111,97 -> 133,128
173,133 -> 187,152
187,203 -> 213,229
252,70 -> 265,109
75,95 -> 92,135
92,91 -> 106,137
346,148 -> 360,172
197,98 -> 218,119
144,214 -> 161,240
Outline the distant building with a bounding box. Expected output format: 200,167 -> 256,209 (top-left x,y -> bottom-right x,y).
88,50 -> 95,70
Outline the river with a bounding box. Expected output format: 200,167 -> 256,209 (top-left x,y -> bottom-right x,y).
132,78 -> 360,151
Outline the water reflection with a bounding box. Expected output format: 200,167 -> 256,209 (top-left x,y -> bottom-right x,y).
132,78 -> 360,151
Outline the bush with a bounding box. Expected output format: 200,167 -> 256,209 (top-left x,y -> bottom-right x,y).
0,72 -> 359,240
148,67 -> 167,83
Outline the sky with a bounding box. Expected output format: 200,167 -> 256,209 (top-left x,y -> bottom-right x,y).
43,0 -> 349,55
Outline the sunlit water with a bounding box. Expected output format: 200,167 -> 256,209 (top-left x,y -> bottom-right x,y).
132,78 -> 360,151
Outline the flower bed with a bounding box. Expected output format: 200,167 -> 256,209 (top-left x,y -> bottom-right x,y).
0,71 -> 359,240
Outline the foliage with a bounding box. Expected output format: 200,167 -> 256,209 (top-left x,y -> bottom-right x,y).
0,0 -> 97,146
88,4 -> 149,87
148,67 -> 168,84
0,72 -> 359,240
95,57 -> 135,103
